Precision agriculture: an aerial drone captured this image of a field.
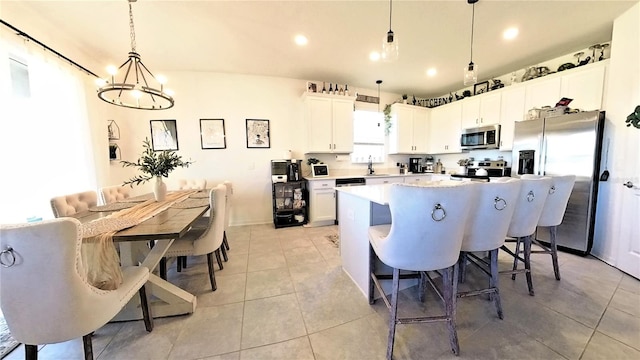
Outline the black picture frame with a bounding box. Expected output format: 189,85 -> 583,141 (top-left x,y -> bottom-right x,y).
473,81 -> 490,96
150,120 -> 179,151
200,119 -> 226,149
246,119 -> 270,148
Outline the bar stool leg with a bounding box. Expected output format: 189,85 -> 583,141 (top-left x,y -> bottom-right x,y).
458,252 -> 467,283
511,237 -> 522,280
369,245 -> 376,305
524,235 -> 535,296
550,226 -> 561,280
444,265 -> 460,355
489,249 -> 503,319
386,267 -> 400,360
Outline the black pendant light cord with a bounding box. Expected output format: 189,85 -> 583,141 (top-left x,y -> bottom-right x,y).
0,19 -> 99,78
389,0 -> 393,31
470,2 -> 475,63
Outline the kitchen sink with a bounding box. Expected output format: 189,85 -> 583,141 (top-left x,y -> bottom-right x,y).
366,173 -> 391,176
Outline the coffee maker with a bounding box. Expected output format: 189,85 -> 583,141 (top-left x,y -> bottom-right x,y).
287,159 -> 302,181
409,157 -> 424,173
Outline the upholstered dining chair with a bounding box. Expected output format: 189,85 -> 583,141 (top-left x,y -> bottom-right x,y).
0,218 -> 153,360
50,190 -> 98,217
160,184 -> 226,291
177,179 -> 207,190
99,185 -> 132,205
221,180 -> 233,254
500,176 -> 552,296
368,182 -> 476,358
457,178 -> 521,319
519,174 -> 576,280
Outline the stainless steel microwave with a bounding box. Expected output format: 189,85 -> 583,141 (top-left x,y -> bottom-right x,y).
460,124 -> 501,150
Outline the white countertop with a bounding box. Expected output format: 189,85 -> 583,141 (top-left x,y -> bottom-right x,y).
304,173 -> 446,182
335,180 -> 470,205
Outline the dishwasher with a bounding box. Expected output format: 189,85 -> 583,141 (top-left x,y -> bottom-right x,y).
334,177 -> 366,224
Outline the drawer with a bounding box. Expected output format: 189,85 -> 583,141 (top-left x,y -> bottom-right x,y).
309,180 -> 336,190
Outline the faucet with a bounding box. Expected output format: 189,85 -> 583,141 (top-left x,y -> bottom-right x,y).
367,155 -> 375,175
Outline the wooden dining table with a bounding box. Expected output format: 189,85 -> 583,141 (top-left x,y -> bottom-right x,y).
71,193 -> 209,321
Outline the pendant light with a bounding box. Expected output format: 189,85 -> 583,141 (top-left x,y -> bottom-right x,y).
381,0 -> 398,62
96,0 -> 174,110
463,0 -> 479,86
376,80 -> 383,113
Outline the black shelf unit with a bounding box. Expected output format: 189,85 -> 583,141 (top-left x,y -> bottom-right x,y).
272,181 -> 308,228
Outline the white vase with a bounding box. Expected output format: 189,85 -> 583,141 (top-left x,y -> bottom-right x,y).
458,166 -> 467,175
153,176 -> 167,201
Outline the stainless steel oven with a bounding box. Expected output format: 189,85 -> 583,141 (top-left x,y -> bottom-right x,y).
461,124 -> 501,150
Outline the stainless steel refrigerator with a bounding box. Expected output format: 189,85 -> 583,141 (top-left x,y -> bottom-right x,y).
511,110 -> 605,255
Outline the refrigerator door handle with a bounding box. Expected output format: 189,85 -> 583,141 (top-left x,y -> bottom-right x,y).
539,136 -> 547,175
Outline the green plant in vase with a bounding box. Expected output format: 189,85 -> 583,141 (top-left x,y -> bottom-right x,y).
383,104 -> 392,135
121,138 -> 193,201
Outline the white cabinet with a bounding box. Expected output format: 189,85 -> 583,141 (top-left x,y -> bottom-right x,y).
403,175 -> 432,184
524,76 -> 562,111
499,86 -> 526,151
308,179 -> 336,226
388,104 -> 429,154
560,62 -> 606,111
365,177 -> 404,185
429,102 -> 462,154
461,92 -> 501,128
304,93 -> 355,153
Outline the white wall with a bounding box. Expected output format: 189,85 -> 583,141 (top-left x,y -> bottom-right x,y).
592,2 -> 640,264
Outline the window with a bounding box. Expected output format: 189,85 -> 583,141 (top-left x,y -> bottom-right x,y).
351,110 -> 385,163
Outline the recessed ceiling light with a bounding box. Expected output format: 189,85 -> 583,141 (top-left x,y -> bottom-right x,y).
370,51 -> 381,61
426,68 -> 437,77
294,34 -> 308,46
503,27 -> 519,40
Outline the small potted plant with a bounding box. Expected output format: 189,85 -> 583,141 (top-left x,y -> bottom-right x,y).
121,138 -> 193,201
402,94 -> 408,104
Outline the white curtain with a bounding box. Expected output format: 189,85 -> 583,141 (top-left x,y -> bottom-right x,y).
0,33 -> 97,223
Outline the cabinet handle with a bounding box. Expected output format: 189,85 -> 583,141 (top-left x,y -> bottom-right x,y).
329,144 -> 331,150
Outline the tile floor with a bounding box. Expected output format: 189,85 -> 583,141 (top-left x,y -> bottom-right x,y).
5,224 -> 639,360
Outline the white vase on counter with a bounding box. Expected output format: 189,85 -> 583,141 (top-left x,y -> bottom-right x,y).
154,176 -> 167,201
458,166 -> 467,175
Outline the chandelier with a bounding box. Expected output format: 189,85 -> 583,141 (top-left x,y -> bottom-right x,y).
463,0 -> 479,86
96,0 -> 174,110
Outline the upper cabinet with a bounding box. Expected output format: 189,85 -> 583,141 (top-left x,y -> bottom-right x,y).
499,86 -> 526,151
388,104 -> 429,154
524,60 -> 608,111
524,76 -> 562,111
461,92 -> 501,129
429,102 -> 462,154
304,93 -> 355,153
560,62 -> 606,111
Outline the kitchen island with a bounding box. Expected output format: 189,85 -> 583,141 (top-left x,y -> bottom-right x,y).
336,183 -> 446,299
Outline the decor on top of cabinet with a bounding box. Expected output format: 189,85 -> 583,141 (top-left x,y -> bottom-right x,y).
120,138 -> 193,200
246,119 -> 270,148
473,81 -> 489,96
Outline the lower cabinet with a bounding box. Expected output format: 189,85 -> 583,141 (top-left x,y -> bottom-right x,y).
365,177 -> 405,185
307,179 -> 336,226
272,181 -> 308,229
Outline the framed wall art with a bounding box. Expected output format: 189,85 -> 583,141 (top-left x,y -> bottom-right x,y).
150,119 -> 179,151
473,81 -> 489,96
200,118 -> 226,149
246,119 -> 270,148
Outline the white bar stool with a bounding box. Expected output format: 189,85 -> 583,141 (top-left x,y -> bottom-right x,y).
368,182 -> 477,358
457,178 -> 522,319
520,174 -> 576,280
500,176 -> 552,295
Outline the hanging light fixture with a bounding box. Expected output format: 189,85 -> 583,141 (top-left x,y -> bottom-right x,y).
381,0 -> 398,62
96,0 -> 174,110
376,80 -> 383,112
463,0 -> 479,86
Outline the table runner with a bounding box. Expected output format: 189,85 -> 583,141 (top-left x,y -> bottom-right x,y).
81,190 -> 197,290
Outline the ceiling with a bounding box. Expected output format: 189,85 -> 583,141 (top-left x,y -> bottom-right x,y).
2,0 -> 637,98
